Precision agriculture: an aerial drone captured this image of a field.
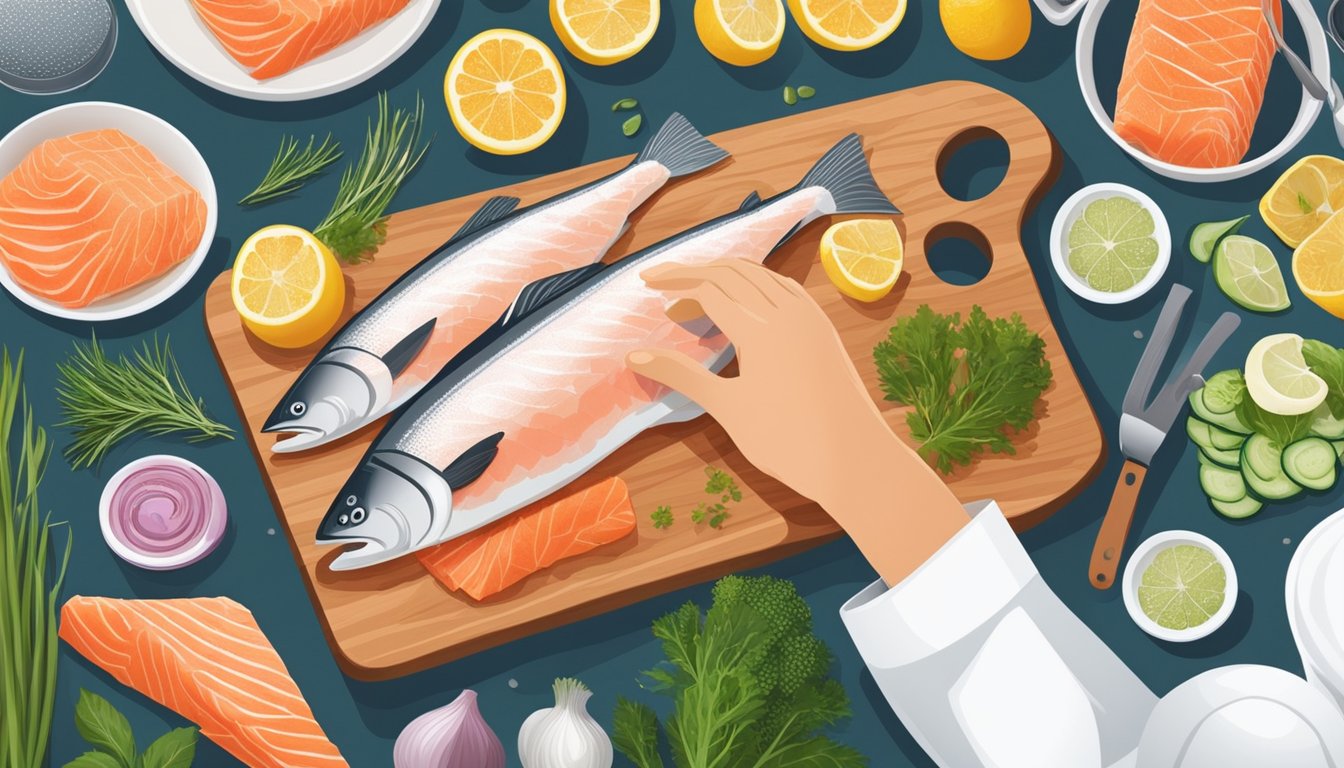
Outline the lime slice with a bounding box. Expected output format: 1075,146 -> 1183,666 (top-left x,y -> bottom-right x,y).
1067,196 -> 1158,292
1138,544 -> 1226,630
1245,333 -> 1328,415
1212,235 -> 1291,312
1189,215 -> 1249,264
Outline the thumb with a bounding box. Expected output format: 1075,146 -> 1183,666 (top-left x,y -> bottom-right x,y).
627,349 -> 727,413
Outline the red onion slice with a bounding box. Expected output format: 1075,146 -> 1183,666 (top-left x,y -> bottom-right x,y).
100,455 -> 227,570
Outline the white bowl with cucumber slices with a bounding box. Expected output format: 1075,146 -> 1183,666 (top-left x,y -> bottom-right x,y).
1123,530 -> 1237,643
1051,183 -> 1171,304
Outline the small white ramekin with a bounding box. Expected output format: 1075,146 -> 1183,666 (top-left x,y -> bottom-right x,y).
1123,530 -> 1239,643
1049,182 -> 1171,305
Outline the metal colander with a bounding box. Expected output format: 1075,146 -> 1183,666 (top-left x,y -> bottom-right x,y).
0,0 -> 117,95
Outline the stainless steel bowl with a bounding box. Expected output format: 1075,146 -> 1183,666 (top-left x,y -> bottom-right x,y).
0,0 -> 117,95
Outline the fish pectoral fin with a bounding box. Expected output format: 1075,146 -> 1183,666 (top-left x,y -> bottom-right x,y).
450,195 -> 521,242
739,191 -> 763,211
499,263 -> 606,329
381,318 -> 437,378
441,432 -> 504,489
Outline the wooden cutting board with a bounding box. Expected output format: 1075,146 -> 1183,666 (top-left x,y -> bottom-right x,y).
204,81 -> 1106,681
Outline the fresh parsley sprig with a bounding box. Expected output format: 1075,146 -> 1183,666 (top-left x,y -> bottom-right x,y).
238,134 -> 342,206
64,690 -> 197,768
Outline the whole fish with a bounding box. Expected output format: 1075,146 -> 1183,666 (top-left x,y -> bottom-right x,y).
318,135 -> 898,570
262,114 -> 728,452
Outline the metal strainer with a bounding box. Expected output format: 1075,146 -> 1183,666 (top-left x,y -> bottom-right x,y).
0,0 -> 117,95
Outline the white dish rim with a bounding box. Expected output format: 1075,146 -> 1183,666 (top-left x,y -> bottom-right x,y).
98,454 -> 228,571
1049,182 -> 1171,304
1122,529 -> 1239,643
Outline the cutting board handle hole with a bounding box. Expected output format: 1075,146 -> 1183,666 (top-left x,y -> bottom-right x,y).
937,127 -> 1010,202
925,222 -> 992,286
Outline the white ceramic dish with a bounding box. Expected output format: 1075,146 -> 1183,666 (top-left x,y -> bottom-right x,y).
1122,530 -> 1238,642
99,455 -> 227,571
1074,0 -> 1330,182
125,0 -> 440,102
1286,507 -> 1344,713
1050,182 -> 1171,305
0,102 -> 217,322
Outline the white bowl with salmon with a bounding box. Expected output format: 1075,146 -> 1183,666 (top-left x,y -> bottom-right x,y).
1076,0 -> 1331,182
0,102 -> 217,322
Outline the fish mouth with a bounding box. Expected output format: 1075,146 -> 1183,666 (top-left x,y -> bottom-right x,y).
264,399 -> 359,453
269,428 -> 330,454
322,539 -> 399,571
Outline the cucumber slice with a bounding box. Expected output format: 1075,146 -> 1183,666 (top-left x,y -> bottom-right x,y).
1310,408 -> 1344,440
1211,495 -> 1263,519
1282,437 -> 1338,491
1209,424 -> 1247,451
1241,435 -> 1302,500
1335,440 -> 1344,462
1200,369 -> 1247,414
1188,418 -> 1241,467
1190,216 -> 1249,264
1199,463 -> 1247,502
1189,389 -> 1252,434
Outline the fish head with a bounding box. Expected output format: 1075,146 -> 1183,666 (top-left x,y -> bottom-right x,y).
316,451 -> 452,571
263,348 -> 394,453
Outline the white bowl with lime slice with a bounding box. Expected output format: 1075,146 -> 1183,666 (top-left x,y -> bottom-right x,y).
1123,530 -> 1238,642
1051,182 -> 1171,304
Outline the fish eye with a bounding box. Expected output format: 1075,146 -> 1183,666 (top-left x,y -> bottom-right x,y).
337,514 -> 349,525
290,402 -> 306,416
346,495 -> 357,506
350,507 -> 366,524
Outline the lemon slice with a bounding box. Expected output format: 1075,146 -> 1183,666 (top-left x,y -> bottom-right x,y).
1260,155 -> 1344,248
694,0 -> 785,67
788,0 -> 907,51
445,29 -> 567,156
1138,544 -> 1226,631
820,219 -> 903,301
1244,333 -> 1328,416
1292,208 -> 1344,319
1212,235 -> 1290,313
551,0 -> 660,65
231,225 -> 344,349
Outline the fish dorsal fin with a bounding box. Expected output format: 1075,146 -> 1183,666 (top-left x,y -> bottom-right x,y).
451,195 -> 521,242
500,263 -> 605,328
382,318 -> 436,378
442,432 -> 504,489
739,191 -> 763,211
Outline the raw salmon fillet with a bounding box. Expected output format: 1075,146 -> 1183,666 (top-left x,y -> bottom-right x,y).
0,129 -> 205,308
191,0 -> 412,80
418,477 -> 635,601
1113,0 -> 1280,168
60,596 -> 348,768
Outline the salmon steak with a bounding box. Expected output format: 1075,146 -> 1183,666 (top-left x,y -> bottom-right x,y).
60,596 -> 348,767
0,129 -> 205,308
1113,0 -> 1280,168
190,0 -> 412,80
419,477 -> 635,601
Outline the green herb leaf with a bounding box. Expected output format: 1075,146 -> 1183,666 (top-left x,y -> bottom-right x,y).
1303,338 -> 1344,417
1237,396 -> 1314,445
612,698 -> 664,768
314,93 -> 431,263
239,134 -> 342,206
622,114 -> 644,137
650,505 -> 674,529
139,727 -> 198,768
56,335 -> 233,469
63,753 -> 124,768
783,86 -> 798,105
74,691 -> 136,767
797,85 -> 816,99
875,305 -> 1052,473
1298,192 -> 1315,215
611,98 -> 639,112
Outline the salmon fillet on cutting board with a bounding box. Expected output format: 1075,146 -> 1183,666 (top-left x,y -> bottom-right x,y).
0,129 -> 205,308
1113,0 -> 1281,168
190,0 -> 412,80
419,477 -> 636,601
60,596 -> 348,767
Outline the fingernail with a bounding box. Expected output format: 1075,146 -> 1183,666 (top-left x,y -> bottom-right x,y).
628,350 -> 654,366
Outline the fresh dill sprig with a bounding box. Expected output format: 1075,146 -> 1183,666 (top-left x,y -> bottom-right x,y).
239,133 -> 342,206
56,336 -> 233,469
314,93 -> 431,263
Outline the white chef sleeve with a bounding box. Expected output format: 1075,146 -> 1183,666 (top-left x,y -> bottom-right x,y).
839,500 -> 1158,768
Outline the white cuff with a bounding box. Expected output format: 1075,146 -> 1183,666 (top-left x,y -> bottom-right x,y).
839,500 -> 1038,668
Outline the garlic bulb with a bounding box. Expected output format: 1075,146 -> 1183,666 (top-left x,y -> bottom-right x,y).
518,678 -> 613,768
394,689 -> 505,768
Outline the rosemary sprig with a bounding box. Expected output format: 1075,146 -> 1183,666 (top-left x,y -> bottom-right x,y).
56,336 -> 233,469
0,349 -> 70,768
313,92 -> 431,263
239,133 -> 342,206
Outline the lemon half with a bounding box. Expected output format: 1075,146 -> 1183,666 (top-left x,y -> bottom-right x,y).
694,0 -> 786,67
445,29 -> 567,156
820,219 -> 904,302
551,0 -> 660,65
231,225 -> 344,349
788,0 -> 906,51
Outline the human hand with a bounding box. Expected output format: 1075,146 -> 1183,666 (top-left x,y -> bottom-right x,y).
627,259 -> 967,583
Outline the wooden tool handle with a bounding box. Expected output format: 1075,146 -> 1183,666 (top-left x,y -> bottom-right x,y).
1089,460 -> 1148,590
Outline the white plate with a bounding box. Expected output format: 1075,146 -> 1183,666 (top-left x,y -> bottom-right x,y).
1075,0 -> 1330,182
1049,182 -> 1171,305
0,102 -> 217,322
125,0 -> 440,102
1122,529 -> 1238,643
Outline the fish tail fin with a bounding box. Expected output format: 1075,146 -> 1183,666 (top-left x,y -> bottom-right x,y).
635,113 -> 730,178
797,134 -> 899,215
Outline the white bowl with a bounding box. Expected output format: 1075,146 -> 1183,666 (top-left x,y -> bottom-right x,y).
125,0 -> 440,102
1123,530 -> 1238,643
1076,0 -> 1330,182
1286,507 -> 1344,713
1050,182 -> 1171,304
0,102 -> 217,322
99,454 -> 227,571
